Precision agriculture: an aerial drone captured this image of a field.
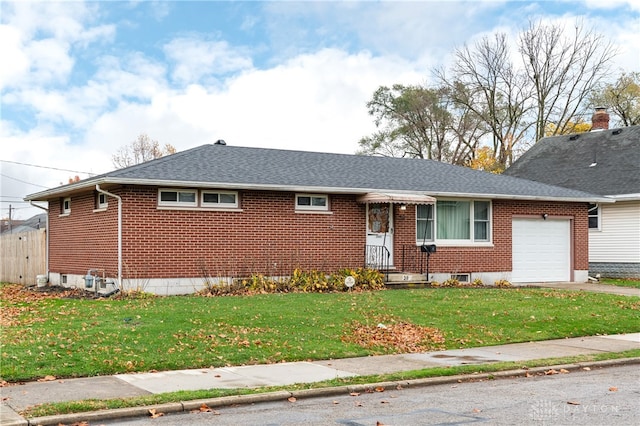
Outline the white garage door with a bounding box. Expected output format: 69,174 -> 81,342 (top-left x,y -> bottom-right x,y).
512,218 -> 570,283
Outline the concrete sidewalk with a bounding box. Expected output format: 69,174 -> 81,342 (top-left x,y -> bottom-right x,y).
2,333 -> 639,426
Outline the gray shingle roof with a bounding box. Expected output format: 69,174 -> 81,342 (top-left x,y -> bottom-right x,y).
26,144 -> 609,202
505,126 -> 640,196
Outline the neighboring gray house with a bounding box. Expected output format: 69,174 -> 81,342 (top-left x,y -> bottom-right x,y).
0,213 -> 47,235
505,117 -> 640,279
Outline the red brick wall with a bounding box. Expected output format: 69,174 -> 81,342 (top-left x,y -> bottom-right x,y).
393,200 -> 589,274
49,192 -> 119,277
48,187 -> 365,278
47,186 -> 588,279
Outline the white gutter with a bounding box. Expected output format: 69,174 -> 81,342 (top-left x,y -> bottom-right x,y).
26,176 -> 614,205
605,193 -> 640,202
95,185 -> 122,289
29,201 -> 49,279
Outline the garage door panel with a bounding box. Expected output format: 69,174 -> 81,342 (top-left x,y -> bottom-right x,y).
512,219 -> 570,282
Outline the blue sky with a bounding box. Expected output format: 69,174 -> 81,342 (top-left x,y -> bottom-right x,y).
1,0 -> 638,219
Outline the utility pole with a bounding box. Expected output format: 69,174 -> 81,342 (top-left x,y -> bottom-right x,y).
8,204 -> 12,234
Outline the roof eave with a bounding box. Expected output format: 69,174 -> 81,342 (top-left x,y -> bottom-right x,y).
25,177 -> 613,204
605,193 -> 640,201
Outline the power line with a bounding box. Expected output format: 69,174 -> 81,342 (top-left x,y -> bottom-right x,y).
0,173 -> 49,188
1,159 -> 96,175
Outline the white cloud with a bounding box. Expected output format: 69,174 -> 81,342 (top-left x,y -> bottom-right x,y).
164,36 -> 254,85
0,24 -> 29,90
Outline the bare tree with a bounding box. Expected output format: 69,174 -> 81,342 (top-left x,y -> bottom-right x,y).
437,33 -> 533,168
519,20 -> 618,141
589,71 -> 640,127
112,134 -> 177,169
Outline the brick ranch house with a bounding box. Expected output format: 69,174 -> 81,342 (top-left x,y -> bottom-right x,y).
25,142 -> 611,295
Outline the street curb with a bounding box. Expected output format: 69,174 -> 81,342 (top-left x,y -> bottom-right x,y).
24,357 -> 640,426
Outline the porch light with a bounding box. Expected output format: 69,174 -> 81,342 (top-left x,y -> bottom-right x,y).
399,204 -> 407,211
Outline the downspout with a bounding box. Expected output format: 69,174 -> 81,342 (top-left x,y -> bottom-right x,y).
29,201 -> 49,279
96,185 -> 122,289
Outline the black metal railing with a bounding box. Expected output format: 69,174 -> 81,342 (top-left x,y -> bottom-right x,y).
401,245 -> 426,273
364,245 -> 390,280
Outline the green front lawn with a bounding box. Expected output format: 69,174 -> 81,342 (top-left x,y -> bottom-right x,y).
1,284 -> 639,382
600,278 -> 640,289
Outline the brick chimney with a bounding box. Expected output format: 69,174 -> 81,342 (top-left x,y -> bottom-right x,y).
591,107 -> 610,131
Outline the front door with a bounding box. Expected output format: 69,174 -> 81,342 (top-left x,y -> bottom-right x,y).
366,203 -> 393,268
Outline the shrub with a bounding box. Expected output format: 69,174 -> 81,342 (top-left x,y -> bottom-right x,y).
494,279 -> 512,288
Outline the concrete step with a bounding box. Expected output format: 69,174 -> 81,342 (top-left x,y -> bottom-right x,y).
385,272 -> 427,283
383,272 -> 431,289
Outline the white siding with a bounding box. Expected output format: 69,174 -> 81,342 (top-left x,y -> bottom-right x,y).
589,201 -> 640,263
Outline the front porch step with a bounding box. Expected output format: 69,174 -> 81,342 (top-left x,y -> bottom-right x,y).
385,272 -> 428,283
383,272 -> 432,289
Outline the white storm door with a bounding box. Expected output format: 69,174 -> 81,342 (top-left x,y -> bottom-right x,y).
366,203 -> 394,267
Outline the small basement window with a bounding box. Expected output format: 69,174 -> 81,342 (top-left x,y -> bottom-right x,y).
158,189 -> 197,207
451,274 -> 470,283
201,191 -> 238,208
296,194 -> 329,211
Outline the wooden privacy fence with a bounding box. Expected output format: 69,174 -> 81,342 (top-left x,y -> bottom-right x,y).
0,229 -> 46,285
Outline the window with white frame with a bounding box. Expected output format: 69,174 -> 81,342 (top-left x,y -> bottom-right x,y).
588,203 -> 599,229
416,200 -> 491,244
416,204 -> 434,242
158,189 -> 197,207
201,190 -> 238,208
96,192 -> 108,209
295,194 -> 329,211
61,197 -> 71,214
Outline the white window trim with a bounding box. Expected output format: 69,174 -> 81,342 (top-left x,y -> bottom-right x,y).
61,197 -> 71,215
588,203 -> 600,231
416,199 -> 492,245
158,189 -> 198,207
201,190 -> 239,209
96,193 -> 108,210
295,194 -> 329,212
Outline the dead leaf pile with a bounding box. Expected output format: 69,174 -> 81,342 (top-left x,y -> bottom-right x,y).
343,319 -> 446,352
0,284 -> 89,327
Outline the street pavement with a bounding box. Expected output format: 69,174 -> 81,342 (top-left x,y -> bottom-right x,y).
1,283 -> 639,426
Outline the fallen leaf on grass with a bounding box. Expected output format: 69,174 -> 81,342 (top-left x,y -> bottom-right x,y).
288,397 -> 297,403
37,375 -> 56,382
609,387 -> 618,392
567,401 -> 581,405
0,381 -> 8,387
148,408 -> 164,418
